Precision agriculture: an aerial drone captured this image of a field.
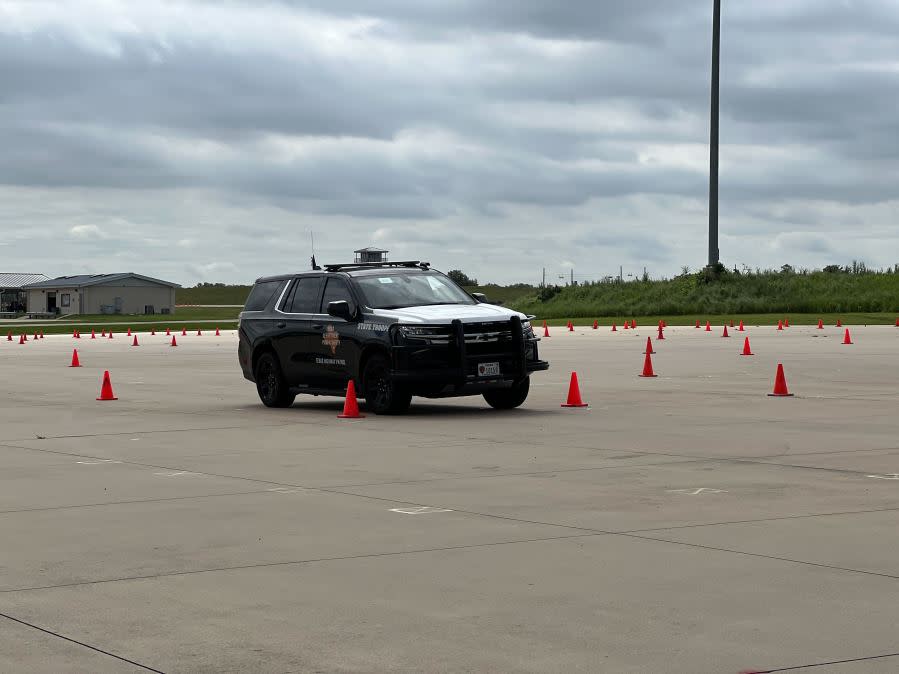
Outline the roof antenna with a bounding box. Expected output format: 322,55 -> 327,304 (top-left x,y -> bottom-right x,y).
310,231 -> 321,270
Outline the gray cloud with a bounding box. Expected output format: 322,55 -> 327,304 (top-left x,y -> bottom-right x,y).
0,0 -> 898,285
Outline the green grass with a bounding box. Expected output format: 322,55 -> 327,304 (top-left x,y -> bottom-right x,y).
537,313 -> 898,327
0,307 -> 240,336
178,285 -> 251,305
513,271 -> 899,319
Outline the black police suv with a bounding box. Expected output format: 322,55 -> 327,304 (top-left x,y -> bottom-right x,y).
238,261 -> 549,414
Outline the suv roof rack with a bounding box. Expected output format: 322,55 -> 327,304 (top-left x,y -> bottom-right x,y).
323,260 -> 430,272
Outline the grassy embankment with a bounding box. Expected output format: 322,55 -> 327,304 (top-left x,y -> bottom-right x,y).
504,271 -> 899,326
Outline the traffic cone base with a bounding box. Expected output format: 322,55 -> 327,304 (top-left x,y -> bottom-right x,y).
561,372 -> 588,407
96,371 -> 118,401
70,349 -> 81,367
768,363 -> 793,397
639,352 -> 657,377
338,380 -> 365,418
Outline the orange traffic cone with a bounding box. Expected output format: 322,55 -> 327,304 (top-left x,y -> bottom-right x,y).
6,331 -> 11,341
740,337 -> 753,356
181,328 -> 187,336
842,328 -> 853,345
705,321 -> 711,332
639,351 -> 657,377
91,330 -> 96,339
70,349 -> 81,367
96,370 -> 118,401
592,320 -> 598,330
738,320 -> 745,332
197,329 -> 202,336
836,319 -> 842,327
40,331 -> 45,339
611,323 -> 617,332
623,321 -> 630,330
644,336 -> 655,354
33,333 -> 39,341
632,319 -> 638,328
101,330 -> 106,337
127,328 -> 132,336
166,328 -> 171,336
72,330 -> 78,338
895,318 -> 899,328
817,319 -> 824,329
722,325 -> 730,338
729,319 -> 734,328
785,318 -> 791,328
768,363 -> 793,397
543,322 -> 550,338
338,380 -> 365,418
108,331 -> 113,339
18,334 -> 25,344
170,335 -> 178,347
132,335 -> 139,347
215,327 -> 221,336
657,324 -> 665,340
695,319 -> 700,329
151,329 -> 156,336
561,372 -> 588,407
776,320 -> 784,331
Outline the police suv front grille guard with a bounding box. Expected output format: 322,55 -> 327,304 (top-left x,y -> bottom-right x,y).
452,316 -> 526,381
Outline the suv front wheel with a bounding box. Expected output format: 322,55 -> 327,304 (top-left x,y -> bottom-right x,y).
483,377 -> 530,410
362,354 -> 412,415
254,352 -> 296,408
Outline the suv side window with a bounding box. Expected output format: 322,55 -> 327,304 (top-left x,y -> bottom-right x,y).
319,277 -> 355,315
244,280 -> 284,311
283,277 -> 322,314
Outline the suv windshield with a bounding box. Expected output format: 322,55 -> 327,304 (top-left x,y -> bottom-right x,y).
355,272 -> 475,310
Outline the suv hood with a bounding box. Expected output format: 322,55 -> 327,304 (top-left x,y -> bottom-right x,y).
371,303 -> 526,325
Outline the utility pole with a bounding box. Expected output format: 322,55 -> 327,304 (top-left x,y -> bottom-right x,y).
708,0 -> 721,268
542,267 -> 546,287
570,268 -> 574,286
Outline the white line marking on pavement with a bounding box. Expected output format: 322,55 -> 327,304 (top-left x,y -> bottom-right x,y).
267,487 -> 304,494
867,474 -> 899,480
153,471 -> 197,477
389,506 -> 454,515
76,460 -> 122,465
666,488 -> 728,495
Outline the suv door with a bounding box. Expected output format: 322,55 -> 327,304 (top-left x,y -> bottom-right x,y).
308,275 -> 360,390
271,275 -> 323,389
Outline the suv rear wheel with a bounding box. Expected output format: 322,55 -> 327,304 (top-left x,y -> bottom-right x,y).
362,354 -> 412,415
254,352 -> 296,408
483,377 -> 530,410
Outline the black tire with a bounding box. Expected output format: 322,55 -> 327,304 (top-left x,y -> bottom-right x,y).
483,377 -> 530,410
362,354 -> 412,415
254,352 -> 296,408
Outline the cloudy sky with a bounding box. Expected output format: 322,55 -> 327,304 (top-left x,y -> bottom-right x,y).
1,0 -> 897,286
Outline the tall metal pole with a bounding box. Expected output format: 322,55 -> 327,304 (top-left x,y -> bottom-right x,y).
708,0 -> 721,268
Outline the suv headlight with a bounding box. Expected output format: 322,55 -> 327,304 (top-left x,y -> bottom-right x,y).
397,325 -> 452,345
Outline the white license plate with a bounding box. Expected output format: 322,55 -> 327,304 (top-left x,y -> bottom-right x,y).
477,362 -> 501,377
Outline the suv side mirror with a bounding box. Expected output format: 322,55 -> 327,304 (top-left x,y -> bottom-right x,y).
327,300 -> 355,321
471,292 -> 488,303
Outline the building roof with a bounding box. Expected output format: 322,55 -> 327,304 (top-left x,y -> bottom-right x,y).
354,247 -> 389,253
0,273 -> 50,289
22,273 -> 180,290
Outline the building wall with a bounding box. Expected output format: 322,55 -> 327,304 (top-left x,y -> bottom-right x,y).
27,288 -> 81,315
82,284 -> 175,315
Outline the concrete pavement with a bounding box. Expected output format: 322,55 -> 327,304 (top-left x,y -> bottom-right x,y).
1,324 -> 898,672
